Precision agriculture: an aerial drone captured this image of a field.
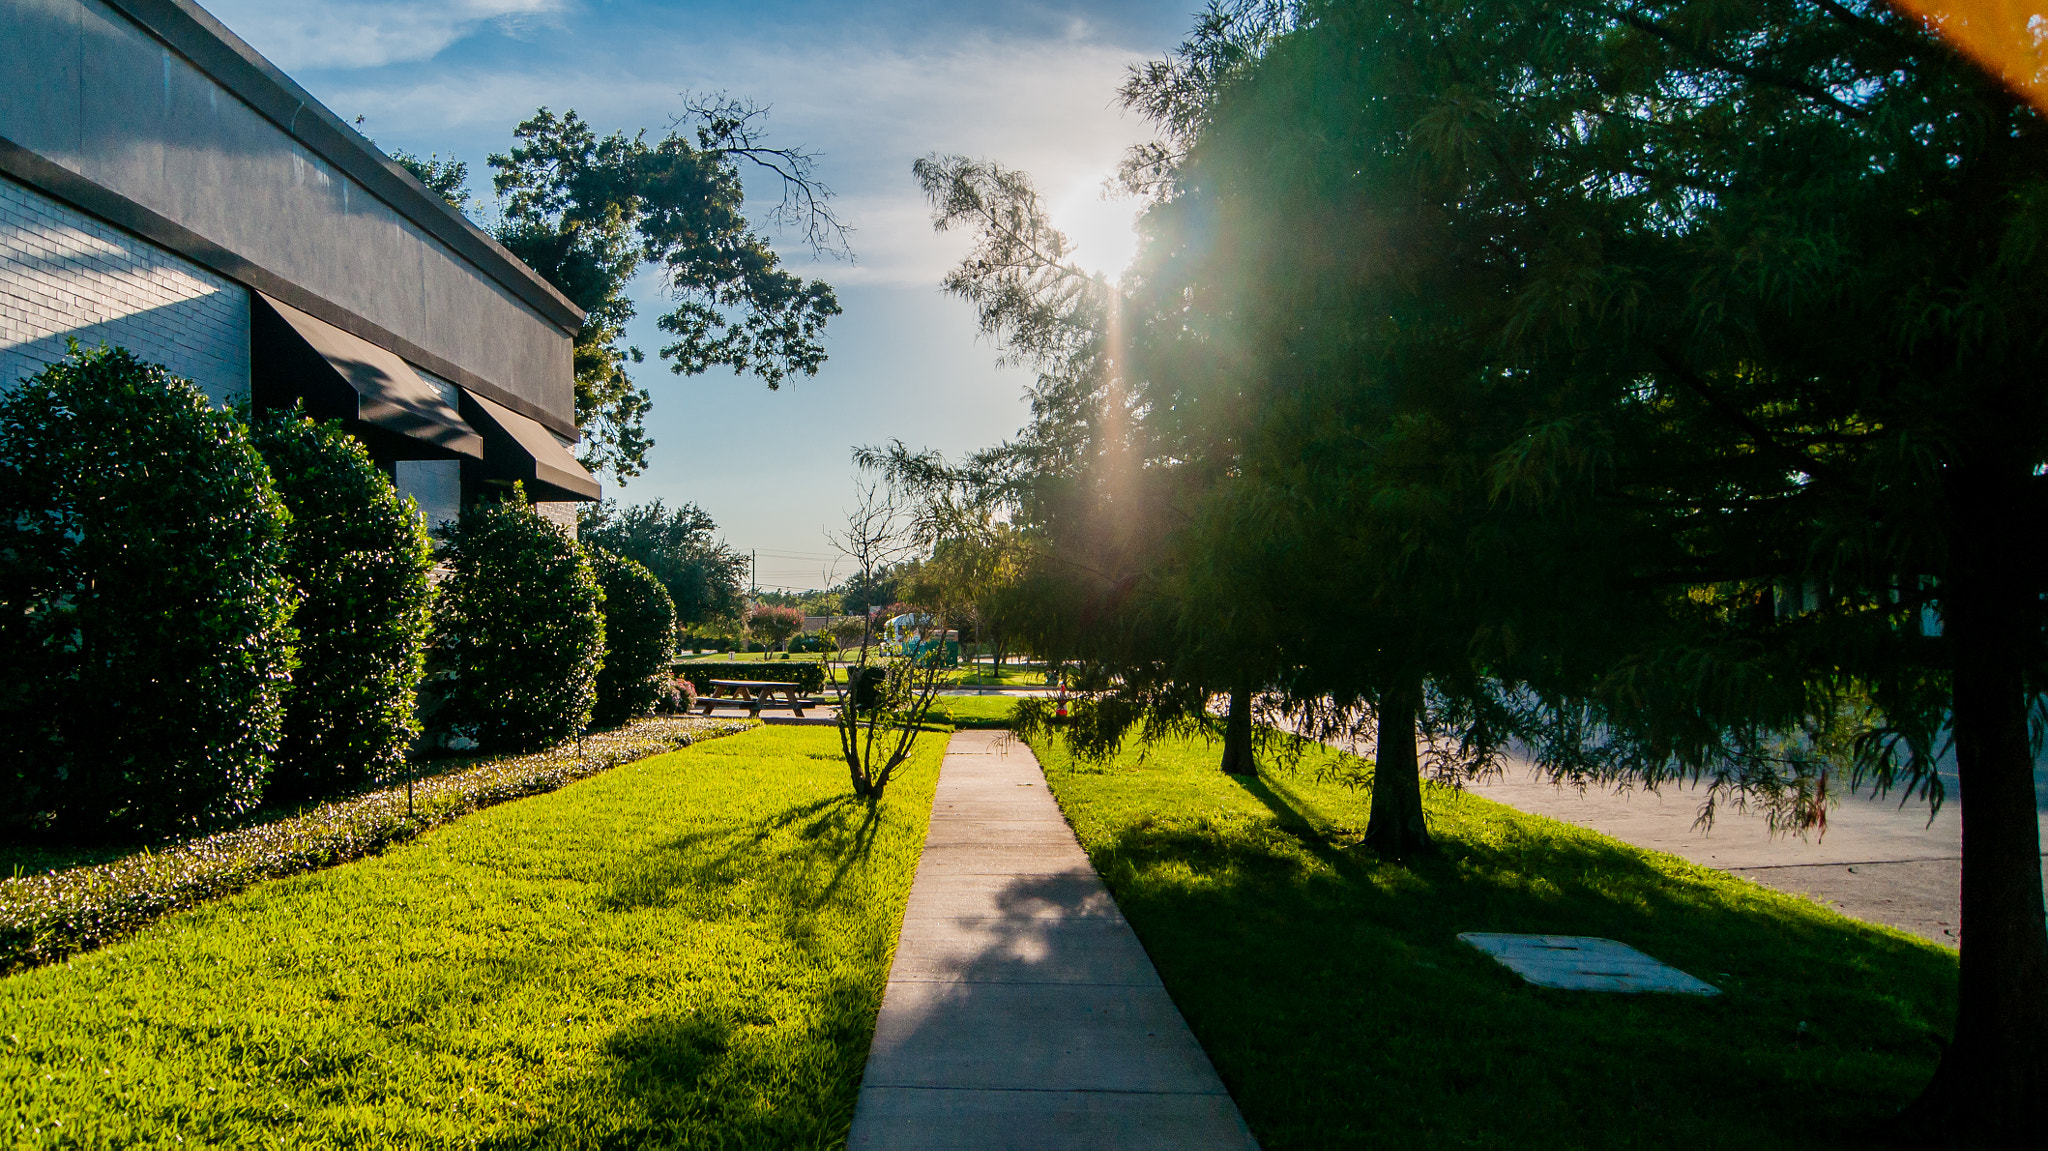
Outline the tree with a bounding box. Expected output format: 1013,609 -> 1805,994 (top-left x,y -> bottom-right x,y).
389,151 -> 472,214
746,603 -> 804,652
832,563 -> 901,617
590,549 -> 678,725
826,476 -> 946,800
1018,0 -> 2048,1134
489,100 -> 846,481
905,144 -> 1295,783
578,499 -> 748,626
0,346 -> 294,840
253,413 -> 435,803
1484,2 -> 2048,1135
432,492 -> 605,753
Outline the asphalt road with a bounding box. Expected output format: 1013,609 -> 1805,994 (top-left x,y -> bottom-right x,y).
1460,760 -> 2048,947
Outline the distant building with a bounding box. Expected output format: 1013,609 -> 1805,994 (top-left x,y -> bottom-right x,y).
0,0 -> 599,532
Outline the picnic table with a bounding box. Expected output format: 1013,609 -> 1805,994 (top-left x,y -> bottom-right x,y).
697,679 -> 814,718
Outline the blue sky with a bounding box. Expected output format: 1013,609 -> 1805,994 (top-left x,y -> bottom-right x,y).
205,0 -> 1194,592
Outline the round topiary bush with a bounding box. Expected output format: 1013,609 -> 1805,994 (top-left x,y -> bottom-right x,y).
0,345 -> 294,840
590,548 -> 678,726
252,413 -> 435,802
431,492 -> 605,753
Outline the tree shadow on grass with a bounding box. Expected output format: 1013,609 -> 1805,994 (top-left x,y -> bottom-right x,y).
502,977 -> 880,1150
599,793 -> 882,918
497,791 -> 898,1148
1086,766 -> 1956,1151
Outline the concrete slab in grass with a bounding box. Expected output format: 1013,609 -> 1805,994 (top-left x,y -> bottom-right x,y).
1460,933 -> 1721,995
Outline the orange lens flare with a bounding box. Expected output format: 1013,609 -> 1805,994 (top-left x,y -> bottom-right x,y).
1892,0 -> 2048,112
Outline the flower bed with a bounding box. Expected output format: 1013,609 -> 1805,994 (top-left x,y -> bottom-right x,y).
0,715 -> 752,974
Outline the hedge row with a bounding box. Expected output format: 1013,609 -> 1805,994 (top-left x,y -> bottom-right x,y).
0,715 -> 751,974
677,661 -> 826,693
1,348 -> 296,839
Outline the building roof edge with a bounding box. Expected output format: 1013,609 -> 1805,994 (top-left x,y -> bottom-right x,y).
107,0 -> 587,336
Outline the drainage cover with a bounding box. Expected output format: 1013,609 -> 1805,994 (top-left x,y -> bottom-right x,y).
1458,933 -> 1720,995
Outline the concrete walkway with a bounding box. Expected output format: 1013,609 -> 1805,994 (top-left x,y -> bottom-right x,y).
850,729 -> 1259,1150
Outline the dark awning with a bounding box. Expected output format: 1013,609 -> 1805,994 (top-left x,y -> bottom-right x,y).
460,389 -> 601,502
251,293 -> 482,459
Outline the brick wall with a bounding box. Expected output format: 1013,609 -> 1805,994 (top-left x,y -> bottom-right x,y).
535,501 -> 580,539
0,175 -> 250,403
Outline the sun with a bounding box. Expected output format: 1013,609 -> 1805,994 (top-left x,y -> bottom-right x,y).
1048,170 -> 1140,283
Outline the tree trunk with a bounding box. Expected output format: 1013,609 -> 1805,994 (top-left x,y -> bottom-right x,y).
1364,674 -> 1431,859
1903,466 -> 2048,1145
1221,681 -> 1256,775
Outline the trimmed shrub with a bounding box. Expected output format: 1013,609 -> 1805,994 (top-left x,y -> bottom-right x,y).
0,346 -> 294,840
677,661 -> 825,694
789,633 -> 836,654
253,414 -> 435,802
0,716 -> 749,973
431,492 -> 605,753
591,548 -> 678,725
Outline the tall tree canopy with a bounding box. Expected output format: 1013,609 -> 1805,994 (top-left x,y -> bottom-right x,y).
578,499 -> 748,627
917,0 -> 2048,1138
485,100 -> 845,481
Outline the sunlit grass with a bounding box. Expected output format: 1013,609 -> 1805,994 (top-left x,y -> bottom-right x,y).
1027,729 -> 1956,1150
927,695 -> 1022,729
2,726 -> 941,1147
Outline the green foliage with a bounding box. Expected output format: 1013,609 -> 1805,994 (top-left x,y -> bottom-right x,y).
0,346 -> 294,841
253,413 -> 435,803
489,102 -> 844,480
927,695 -> 1021,729
579,498 -> 746,625
1029,727 -> 1955,1149
590,548 -> 679,726
0,726 -> 937,1143
788,633 -> 837,654
832,562 -> 901,615
923,0 -> 2048,1127
676,661 -> 824,694
0,717 -> 745,974
432,493 -> 606,753
387,150 -> 472,214
754,588 -> 842,615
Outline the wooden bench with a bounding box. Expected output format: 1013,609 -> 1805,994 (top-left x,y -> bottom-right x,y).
697,679 -> 814,718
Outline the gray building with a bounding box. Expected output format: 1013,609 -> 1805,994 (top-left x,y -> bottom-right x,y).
0,0 -> 598,532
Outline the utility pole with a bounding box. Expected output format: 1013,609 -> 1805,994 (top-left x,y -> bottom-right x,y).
751,549 -> 758,598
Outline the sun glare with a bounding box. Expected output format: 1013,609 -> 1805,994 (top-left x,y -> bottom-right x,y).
1050,171 -> 1140,283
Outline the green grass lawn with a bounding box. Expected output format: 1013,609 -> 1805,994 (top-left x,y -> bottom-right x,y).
2,726 -> 942,1147
926,695 -> 1023,729
947,667 -> 1051,688
676,651 -> 829,664
1026,729 -> 1956,1150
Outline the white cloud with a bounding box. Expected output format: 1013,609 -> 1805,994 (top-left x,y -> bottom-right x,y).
204,0 -> 569,70
205,0 -> 1188,557
308,27 -> 1154,286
